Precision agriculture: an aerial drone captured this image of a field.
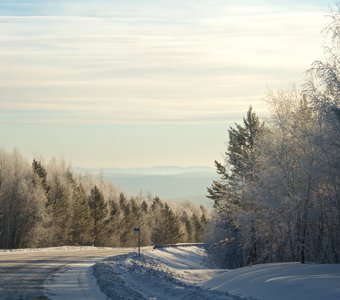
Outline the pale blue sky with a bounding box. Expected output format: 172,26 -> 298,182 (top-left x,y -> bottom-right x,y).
0,0 -> 333,167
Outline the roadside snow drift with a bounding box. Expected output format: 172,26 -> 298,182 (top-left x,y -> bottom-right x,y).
202,262 -> 340,300
93,246 -> 340,300
93,246 -> 244,300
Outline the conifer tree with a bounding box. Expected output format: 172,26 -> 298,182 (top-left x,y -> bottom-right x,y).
32,159 -> 50,197
105,198 -> 120,246
88,185 -> 108,246
70,181 -> 93,245
48,175 -> 73,245
152,202 -> 183,245
121,197 -> 138,247
118,193 -> 132,246
181,211 -> 194,242
208,106 -> 264,265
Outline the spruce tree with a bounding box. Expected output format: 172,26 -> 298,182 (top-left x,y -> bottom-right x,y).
181,211 -> 194,242
208,106 -> 264,265
152,202 -> 183,245
70,181 -> 92,245
45,168 -> 74,246
32,159 -> 50,197
88,185 -> 108,246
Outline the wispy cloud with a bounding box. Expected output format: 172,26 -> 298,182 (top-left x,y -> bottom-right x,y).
0,1 -> 329,125
0,0 -> 333,168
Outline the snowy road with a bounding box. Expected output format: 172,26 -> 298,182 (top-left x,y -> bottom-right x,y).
0,247 -> 132,300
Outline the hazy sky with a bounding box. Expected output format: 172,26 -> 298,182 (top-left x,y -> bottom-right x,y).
0,0 -> 332,168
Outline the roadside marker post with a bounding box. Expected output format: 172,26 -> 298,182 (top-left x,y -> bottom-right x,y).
134,227 -> 141,256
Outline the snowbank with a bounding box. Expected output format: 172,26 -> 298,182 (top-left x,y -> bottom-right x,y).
93,246 -> 247,300
202,262 -> 340,300
92,246 -> 340,300
145,245 -> 226,283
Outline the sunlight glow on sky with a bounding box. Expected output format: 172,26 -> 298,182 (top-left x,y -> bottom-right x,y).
0,0 -> 332,167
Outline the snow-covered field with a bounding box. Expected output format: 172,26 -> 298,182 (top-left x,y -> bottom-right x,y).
93,245 -> 340,300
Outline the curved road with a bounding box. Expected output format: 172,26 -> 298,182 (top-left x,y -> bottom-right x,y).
0,247 -> 132,300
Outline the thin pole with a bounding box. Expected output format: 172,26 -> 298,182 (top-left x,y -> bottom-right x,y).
138,229 -> 141,256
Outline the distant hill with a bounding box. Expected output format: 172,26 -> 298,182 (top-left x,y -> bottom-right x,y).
74,166 -> 218,206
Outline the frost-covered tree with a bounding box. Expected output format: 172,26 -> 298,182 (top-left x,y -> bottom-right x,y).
207,4 -> 340,267
47,168 -> 74,245
32,159 -> 50,197
208,106 -> 264,266
69,174 -> 93,245
0,147 -> 208,249
181,211 -> 194,242
263,88 -> 322,263
0,150 -> 48,248
304,6 -> 340,261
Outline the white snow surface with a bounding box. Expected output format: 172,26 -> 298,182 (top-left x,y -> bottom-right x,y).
44,257 -> 107,300
0,245 -> 115,254
93,246 -> 247,300
202,262 -> 340,300
144,246 -> 226,284
93,245 -> 340,300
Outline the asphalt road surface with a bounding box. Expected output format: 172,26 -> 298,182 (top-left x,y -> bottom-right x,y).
0,247 -> 132,300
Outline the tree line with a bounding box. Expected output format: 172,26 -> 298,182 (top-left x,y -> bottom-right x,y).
207,8 -> 340,268
0,150 -> 207,249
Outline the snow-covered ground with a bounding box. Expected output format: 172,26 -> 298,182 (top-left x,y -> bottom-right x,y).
2,245 -> 339,299
93,245 -> 340,300
0,246 -> 131,299
45,257 -> 107,300
202,262 -> 340,300
93,246 -> 248,299
0,245 -> 116,254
